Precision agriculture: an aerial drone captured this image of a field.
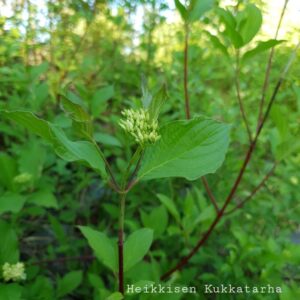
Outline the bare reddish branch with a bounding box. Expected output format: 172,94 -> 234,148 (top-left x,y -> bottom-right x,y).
224,163 -> 276,215
118,228 -> 124,294
256,0 -> 289,131
184,24 -> 191,120
201,177 -> 219,213
235,50 -> 252,143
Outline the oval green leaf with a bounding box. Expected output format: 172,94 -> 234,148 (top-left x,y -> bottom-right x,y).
137,117 -> 230,181
123,228 -> 153,272
78,226 -> 117,272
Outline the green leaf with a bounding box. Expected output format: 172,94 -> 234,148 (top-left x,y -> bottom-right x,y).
18,140 -> 46,181
27,189 -> 58,209
148,84 -> 168,120
275,138 -> 300,161
0,193 -> 25,215
27,276 -> 54,300
216,8 -> 243,48
0,284 -> 23,300
94,132 -> 122,147
242,39 -> 285,62
239,4 -> 262,46
106,292 -> 123,300
61,96 -> 93,139
216,7 -> 236,28
49,125 -> 106,177
205,31 -> 229,56
88,273 -> 104,290
137,117 -> 230,181
174,0 -> 188,21
141,76 -> 152,109
0,111 -> 53,142
123,228 -> 153,272
271,105 -> 289,140
141,205 -> 168,237
61,96 -> 90,122
91,86 -> 114,117
270,105 -> 300,161
157,194 -> 181,224
1,111 -> 107,178
0,220 -> 19,264
29,62 -> 49,81
0,153 -> 17,190
188,0 -> 214,23
78,226 -> 117,272
57,271 -> 83,298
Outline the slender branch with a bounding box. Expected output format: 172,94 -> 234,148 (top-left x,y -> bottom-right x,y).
224,163 -> 276,215
118,192 -> 126,294
126,150 -> 144,190
256,0 -> 289,131
235,50 -> 252,143
161,41 -> 299,280
122,146 -> 142,187
184,23 -> 191,119
201,177 -> 219,213
257,41 -> 300,138
102,155 -> 120,192
117,147 -> 144,294
91,140 -> 120,192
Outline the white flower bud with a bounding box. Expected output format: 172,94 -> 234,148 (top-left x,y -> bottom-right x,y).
119,108 -> 160,145
2,262 -> 26,282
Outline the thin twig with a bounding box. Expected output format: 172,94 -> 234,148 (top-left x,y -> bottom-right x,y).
256,0 -> 289,131
118,192 -> 126,294
184,23 -> 191,119
117,146 -> 145,294
224,163 -> 276,215
201,177 -> 219,213
122,146 -> 142,187
235,50 -> 252,143
126,150 -> 144,191
257,41 -> 300,137
91,140 -> 121,192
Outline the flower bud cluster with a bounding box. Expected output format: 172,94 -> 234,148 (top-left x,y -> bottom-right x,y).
2,262 -> 26,282
119,108 -> 160,145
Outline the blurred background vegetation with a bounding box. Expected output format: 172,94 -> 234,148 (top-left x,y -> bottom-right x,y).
0,0 -> 299,299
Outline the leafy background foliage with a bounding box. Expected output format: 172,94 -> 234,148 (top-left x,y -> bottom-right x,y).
0,0 -> 299,299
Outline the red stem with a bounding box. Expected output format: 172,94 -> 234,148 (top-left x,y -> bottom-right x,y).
201,177 -> 219,213
256,0 -> 289,131
184,24 -> 191,120
235,50 -> 252,143
118,229 -> 124,294
225,163 -> 276,215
